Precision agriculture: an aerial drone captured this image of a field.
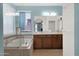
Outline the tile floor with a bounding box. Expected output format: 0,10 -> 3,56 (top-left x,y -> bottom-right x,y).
32,49 -> 63,56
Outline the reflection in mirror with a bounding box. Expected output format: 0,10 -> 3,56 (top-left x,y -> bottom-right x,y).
49,21 -> 55,32
35,20 -> 43,32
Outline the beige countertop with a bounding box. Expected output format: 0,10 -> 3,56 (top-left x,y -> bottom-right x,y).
33,32 -> 63,35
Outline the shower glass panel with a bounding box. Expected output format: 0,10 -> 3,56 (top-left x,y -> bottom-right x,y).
19,12 -> 25,31
19,12 -> 32,32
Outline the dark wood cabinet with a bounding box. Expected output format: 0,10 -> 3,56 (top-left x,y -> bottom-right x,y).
33,34 -> 63,49
33,35 -> 42,49
42,35 -> 52,48
51,35 -> 58,49
57,35 -> 63,49
51,35 -> 62,49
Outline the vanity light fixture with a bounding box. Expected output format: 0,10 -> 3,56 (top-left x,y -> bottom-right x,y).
50,12 -> 57,16
42,11 -> 57,16
42,12 -> 49,16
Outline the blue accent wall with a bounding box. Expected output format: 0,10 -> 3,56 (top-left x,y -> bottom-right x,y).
16,6 -> 62,31
0,3 -> 4,56
75,3 -> 79,56
16,6 -> 62,16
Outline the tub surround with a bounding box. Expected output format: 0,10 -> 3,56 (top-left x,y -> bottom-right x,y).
4,44 -> 33,56
4,35 -> 33,56
3,34 -> 16,39
4,35 -> 33,47
5,38 -> 32,48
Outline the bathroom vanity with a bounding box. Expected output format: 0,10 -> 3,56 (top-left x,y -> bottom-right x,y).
33,16 -> 63,49
33,32 -> 63,49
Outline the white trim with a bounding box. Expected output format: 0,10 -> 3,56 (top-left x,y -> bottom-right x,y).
12,3 -> 64,6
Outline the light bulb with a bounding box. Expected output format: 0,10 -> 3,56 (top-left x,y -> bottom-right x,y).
50,12 -> 57,16
42,12 -> 49,16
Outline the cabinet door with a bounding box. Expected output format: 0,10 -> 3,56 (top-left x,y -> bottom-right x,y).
57,34 -> 63,49
51,35 -> 62,49
51,35 -> 58,49
33,35 -> 42,49
42,35 -> 52,49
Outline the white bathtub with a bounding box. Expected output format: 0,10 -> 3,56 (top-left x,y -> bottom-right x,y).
4,36 -> 32,47
4,36 -> 33,56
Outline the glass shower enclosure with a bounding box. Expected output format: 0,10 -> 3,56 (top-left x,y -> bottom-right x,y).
4,11 -> 33,56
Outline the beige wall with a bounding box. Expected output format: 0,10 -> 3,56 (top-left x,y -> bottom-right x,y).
63,3 -> 74,56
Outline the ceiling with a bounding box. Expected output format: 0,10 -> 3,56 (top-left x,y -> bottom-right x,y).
11,3 -> 64,7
